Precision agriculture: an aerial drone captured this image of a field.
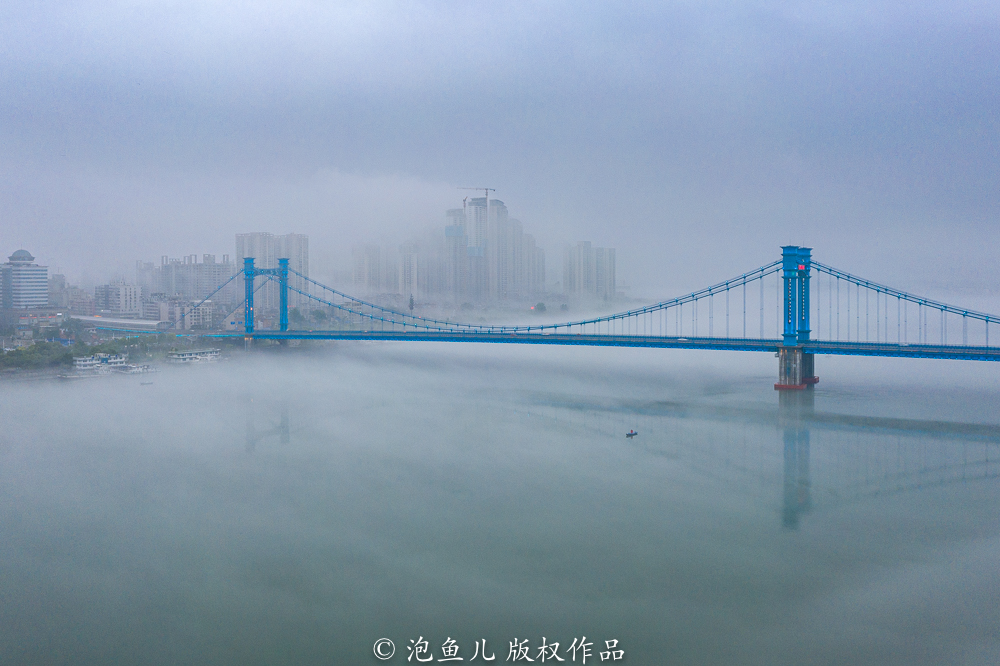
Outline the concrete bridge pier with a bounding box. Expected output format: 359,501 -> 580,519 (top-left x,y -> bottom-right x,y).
775,347 -> 819,390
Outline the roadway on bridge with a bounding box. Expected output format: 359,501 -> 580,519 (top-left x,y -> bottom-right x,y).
205,330 -> 1000,361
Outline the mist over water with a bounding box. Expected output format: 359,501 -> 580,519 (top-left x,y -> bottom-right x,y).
1,344 -> 997,664
3,2 -> 999,662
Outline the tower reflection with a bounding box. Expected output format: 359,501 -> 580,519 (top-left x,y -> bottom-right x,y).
244,396 -> 291,452
779,390 -> 812,529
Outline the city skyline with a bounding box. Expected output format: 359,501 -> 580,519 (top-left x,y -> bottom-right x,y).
352,197 -> 550,304
349,196 -> 624,306
2,201 -> 613,326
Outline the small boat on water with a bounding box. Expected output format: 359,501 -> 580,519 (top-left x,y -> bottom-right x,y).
140,381 -> 154,386
626,430 -> 638,439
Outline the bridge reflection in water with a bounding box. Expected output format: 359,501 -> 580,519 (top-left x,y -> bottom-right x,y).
244,397 -> 291,452
506,390 -> 1000,529
239,386 -> 999,528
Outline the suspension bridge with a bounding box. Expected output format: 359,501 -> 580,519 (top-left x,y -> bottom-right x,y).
119,245 -> 1000,389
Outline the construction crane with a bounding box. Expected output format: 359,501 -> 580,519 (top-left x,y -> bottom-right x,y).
458,187 -> 495,208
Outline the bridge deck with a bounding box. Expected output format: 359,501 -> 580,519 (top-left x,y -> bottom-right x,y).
203,331 -> 1000,361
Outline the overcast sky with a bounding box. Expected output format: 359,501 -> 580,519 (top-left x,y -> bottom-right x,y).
1,1 -> 997,297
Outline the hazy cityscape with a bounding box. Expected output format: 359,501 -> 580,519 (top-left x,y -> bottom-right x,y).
2,2 -> 999,665
1,190 -> 624,353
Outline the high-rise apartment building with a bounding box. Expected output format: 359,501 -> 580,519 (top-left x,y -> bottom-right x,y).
95,281 -> 142,317
488,201 -> 511,300
440,199 -> 546,304
594,247 -> 616,300
564,241 -> 593,295
236,233 -> 310,310
135,261 -> 156,297
466,197 -> 490,302
48,274 -> 67,307
70,290 -> 96,316
466,198 -> 489,250
564,241 -> 615,300
141,296 -> 214,328
140,254 -> 236,303
399,242 -> 418,297
236,233 -> 277,310
445,214 -> 469,304
352,244 -> 384,294
521,234 -> 546,298
347,197 -> 545,307
48,274 -> 95,315
133,253 -> 237,327
417,236 -> 448,298
1,250 -> 48,309
276,233 -> 310,306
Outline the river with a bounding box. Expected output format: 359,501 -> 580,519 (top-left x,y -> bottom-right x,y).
1,343 -> 997,664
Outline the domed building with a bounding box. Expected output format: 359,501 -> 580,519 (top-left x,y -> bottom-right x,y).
8,250 -> 35,263
1,249 -> 48,309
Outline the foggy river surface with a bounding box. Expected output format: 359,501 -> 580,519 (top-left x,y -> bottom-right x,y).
2,343 -> 998,665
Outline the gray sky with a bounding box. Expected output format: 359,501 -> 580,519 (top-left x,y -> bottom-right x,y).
1,1 -> 997,298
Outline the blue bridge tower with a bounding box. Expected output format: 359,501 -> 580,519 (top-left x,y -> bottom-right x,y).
242,256 -> 291,344
776,246 -> 818,390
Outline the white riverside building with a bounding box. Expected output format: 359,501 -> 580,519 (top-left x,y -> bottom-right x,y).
73,353 -> 128,373
166,349 -> 220,363
1,250 -> 48,309
72,353 -> 155,375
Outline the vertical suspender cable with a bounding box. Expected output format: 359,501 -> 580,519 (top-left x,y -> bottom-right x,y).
817,271 -> 822,340
846,280 -> 850,342
709,294 -> 713,337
